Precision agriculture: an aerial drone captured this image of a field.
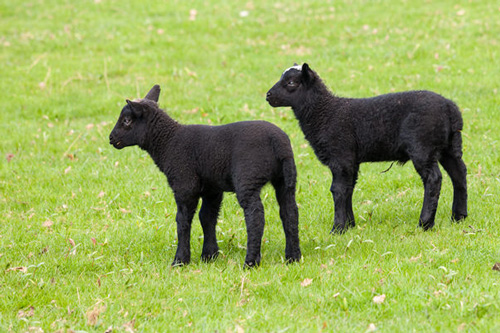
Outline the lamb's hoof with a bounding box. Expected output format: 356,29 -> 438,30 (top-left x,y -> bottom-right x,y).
285,247 -> 301,263
330,224 -> 347,234
285,254 -> 301,264
171,257 -> 189,267
418,220 -> 435,231
452,213 -> 467,222
201,251 -> 219,263
243,260 -> 260,269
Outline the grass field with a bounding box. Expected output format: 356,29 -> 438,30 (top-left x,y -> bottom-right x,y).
1,0 -> 500,331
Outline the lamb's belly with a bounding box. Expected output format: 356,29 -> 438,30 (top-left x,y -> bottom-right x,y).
359,145 -> 409,163
200,176 -> 235,194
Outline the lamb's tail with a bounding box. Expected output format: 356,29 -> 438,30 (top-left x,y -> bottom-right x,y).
271,134 -> 297,189
447,100 -> 464,159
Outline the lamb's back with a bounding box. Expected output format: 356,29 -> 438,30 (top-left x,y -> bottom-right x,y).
314,91 -> 455,163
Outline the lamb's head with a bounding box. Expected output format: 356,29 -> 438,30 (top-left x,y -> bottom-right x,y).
266,63 -> 317,108
109,85 -> 161,149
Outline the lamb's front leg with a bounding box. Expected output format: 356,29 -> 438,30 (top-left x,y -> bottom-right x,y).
330,165 -> 356,234
172,197 -> 199,266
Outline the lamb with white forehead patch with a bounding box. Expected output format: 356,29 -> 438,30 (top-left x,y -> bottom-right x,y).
267,63 -> 468,233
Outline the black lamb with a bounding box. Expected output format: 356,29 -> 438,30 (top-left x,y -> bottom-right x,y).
266,63 -> 467,233
109,85 -> 301,267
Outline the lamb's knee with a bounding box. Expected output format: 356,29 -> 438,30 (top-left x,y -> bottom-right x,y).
415,162 -> 442,185
275,185 -> 296,206
455,164 -> 468,189
330,182 -> 351,200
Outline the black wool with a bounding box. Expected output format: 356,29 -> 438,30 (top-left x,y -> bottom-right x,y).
267,63 -> 467,232
110,85 -> 301,267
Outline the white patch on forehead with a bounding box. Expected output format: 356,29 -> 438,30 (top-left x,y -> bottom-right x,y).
282,65 -> 302,76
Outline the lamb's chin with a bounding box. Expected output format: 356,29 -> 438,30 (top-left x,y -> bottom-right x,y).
266,98 -> 282,108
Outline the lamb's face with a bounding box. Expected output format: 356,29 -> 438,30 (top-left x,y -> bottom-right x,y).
110,85 -> 161,150
266,63 -> 313,108
109,102 -> 148,149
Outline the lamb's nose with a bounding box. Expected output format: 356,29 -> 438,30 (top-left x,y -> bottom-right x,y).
266,91 -> 272,98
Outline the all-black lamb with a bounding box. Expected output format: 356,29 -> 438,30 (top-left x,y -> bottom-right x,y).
266,63 -> 467,233
109,85 -> 301,267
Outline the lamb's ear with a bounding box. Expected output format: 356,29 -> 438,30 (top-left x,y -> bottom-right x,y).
301,63 -> 315,85
144,85 -> 161,102
126,99 -> 144,118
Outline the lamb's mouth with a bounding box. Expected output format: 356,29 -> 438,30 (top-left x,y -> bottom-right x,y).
266,96 -> 275,106
110,140 -> 123,149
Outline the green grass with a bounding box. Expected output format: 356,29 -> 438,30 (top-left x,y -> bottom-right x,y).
1,0 -> 500,331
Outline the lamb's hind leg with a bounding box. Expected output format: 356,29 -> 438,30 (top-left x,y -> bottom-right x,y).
439,153 -> 468,221
272,178 -> 301,263
346,164 -> 359,228
199,192 -> 223,262
236,186 -> 266,268
412,159 -> 442,230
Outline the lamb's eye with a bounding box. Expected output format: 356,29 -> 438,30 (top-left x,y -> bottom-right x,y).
123,118 -> 132,127
287,81 -> 295,86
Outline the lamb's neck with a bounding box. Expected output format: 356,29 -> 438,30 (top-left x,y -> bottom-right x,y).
141,109 -> 180,170
292,92 -> 338,138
